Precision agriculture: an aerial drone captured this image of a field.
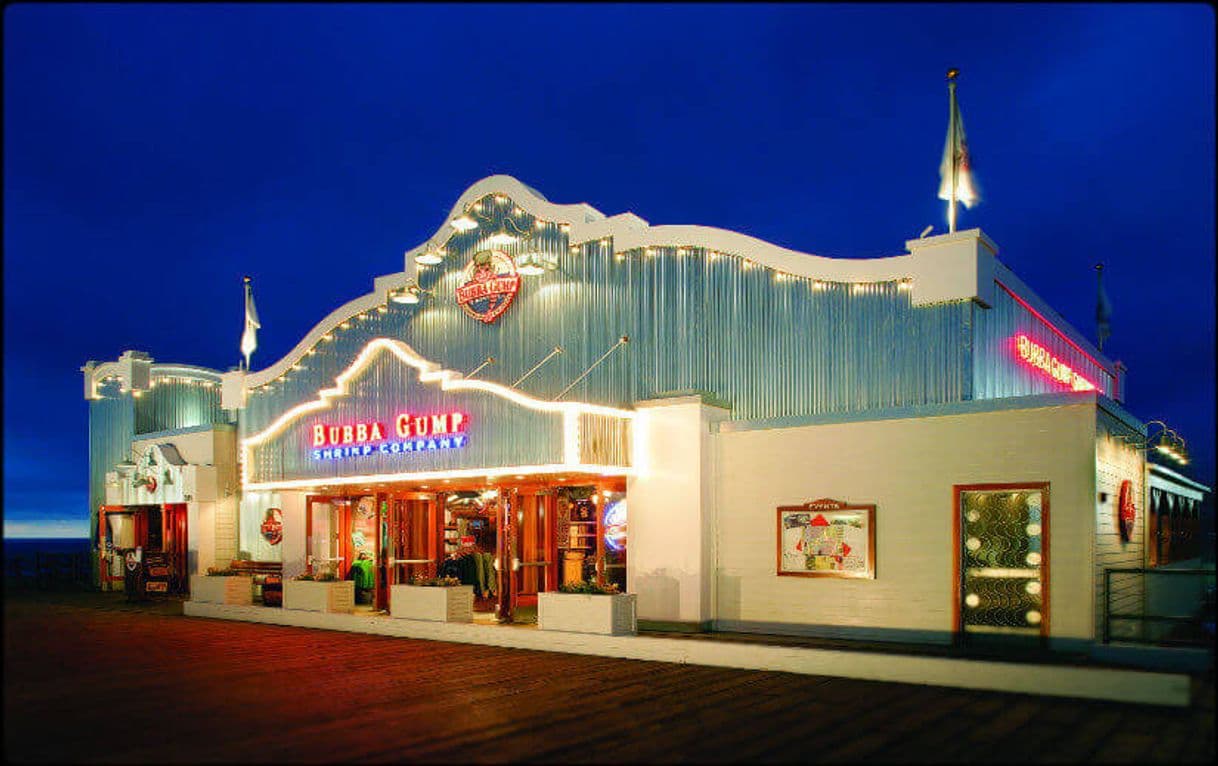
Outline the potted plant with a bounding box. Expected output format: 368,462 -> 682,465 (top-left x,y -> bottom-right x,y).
190,567 -> 253,606
282,570 -> 354,613
538,581 -> 637,635
390,575 -> 474,622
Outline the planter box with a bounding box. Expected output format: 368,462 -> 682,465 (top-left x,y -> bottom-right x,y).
390,585 -> 474,622
283,580 -> 354,613
538,592 -> 637,635
190,575 -> 253,606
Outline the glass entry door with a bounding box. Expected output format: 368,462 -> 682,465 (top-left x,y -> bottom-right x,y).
956,484 -> 1049,642
388,493 -> 438,587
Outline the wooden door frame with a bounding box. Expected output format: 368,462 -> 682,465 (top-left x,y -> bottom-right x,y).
951,482 -> 1051,640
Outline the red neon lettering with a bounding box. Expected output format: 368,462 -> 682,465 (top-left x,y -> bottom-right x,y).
370,422 -> 384,441
1014,334 -> 1097,392
414,416 -> 429,437
313,425 -> 325,447
451,412 -> 466,432
356,423 -> 369,442
328,426 -> 341,445
342,425 -> 354,444
396,413 -> 411,438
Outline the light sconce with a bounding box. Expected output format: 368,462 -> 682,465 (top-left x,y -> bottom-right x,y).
390,281 -> 429,305
1123,420 -> 1190,466
413,246 -> 445,265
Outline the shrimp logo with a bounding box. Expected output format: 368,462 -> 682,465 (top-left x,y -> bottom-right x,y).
455,250 -> 521,324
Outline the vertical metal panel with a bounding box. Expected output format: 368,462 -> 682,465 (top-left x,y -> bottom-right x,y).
242,193 -> 977,483
972,286 -> 1114,400
135,379 -> 229,435
88,383 -> 135,525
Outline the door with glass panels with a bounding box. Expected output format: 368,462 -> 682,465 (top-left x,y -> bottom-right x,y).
955,484 -> 1049,641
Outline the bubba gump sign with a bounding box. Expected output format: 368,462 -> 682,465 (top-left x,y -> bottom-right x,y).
310,411 -> 469,461
455,250 -> 520,324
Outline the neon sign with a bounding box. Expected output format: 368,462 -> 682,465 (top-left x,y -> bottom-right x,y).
455,250 -> 520,324
1014,334 -> 1097,392
603,499 -> 627,553
310,410 -> 469,461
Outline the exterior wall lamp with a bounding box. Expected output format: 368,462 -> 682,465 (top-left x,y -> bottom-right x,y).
390,281 -> 429,305
1122,420 -> 1190,466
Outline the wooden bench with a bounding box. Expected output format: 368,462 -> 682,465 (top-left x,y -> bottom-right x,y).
230,561 -> 283,606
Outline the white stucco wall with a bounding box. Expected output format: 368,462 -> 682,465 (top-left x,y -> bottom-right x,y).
714,402 -> 1097,644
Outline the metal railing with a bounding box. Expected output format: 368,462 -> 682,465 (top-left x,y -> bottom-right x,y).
1103,567 -> 1216,647
4,552 -> 94,591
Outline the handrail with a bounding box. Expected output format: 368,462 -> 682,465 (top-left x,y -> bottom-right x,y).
1103,567 -> 1215,646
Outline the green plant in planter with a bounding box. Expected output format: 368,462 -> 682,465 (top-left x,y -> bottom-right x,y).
315,571 -> 339,582
294,573 -> 315,581
206,567 -> 240,576
557,580 -> 621,595
409,575 -> 462,587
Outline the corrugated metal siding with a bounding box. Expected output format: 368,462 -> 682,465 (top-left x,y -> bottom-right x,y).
243,194 -> 976,483
88,383 -> 135,536
973,285 -> 1115,400
135,379 -> 229,435
246,349 -> 565,484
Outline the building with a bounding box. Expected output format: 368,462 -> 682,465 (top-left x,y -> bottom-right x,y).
84,174 -> 1208,652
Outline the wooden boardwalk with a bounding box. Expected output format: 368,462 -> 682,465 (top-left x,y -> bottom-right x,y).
3,591 -> 1213,763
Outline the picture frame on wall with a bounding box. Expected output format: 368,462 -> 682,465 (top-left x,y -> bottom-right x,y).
776,499 -> 876,579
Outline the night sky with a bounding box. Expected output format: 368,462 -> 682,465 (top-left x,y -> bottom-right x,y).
4,3 -> 1214,537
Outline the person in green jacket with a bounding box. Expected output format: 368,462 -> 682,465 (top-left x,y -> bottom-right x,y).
349,551 -> 375,604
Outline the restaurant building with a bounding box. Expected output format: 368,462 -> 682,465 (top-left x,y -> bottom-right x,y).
85,174 -> 1205,651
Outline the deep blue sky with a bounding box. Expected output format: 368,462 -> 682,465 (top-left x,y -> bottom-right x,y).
4,3 -> 1214,537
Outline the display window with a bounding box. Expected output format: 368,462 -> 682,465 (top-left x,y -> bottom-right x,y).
953,483 -> 1050,642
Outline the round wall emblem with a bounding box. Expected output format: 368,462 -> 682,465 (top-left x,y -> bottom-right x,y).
455,250 -> 521,324
261,508 -> 284,546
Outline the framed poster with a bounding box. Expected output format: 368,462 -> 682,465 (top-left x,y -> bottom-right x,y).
777,498 -> 875,579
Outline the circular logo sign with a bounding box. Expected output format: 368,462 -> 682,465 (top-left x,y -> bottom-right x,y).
125,551 -> 140,572
1118,480 -> 1136,542
455,250 -> 521,324
261,508 -> 284,546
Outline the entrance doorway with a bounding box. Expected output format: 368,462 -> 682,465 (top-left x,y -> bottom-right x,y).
954,483 -> 1050,646
386,492 -> 440,611
302,476 -> 626,623
96,504 -> 188,594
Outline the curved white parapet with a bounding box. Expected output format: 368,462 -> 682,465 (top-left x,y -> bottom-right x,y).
82,351 -> 223,400
240,175 -> 1012,392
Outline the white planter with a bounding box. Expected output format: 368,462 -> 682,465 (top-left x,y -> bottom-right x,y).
538,592 -> 637,635
390,585 -> 474,622
283,579 -> 355,613
190,575 -> 253,605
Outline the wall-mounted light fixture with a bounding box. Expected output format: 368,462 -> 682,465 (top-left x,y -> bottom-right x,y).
1121,420 -> 1190,466
390,281 -> 430,305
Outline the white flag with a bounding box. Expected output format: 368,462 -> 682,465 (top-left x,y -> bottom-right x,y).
241,277 -> 260,369
938,84 -> 979,209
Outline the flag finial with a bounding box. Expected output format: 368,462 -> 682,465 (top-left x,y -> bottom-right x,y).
243,275 -> 251,284
947,67 -> 960,81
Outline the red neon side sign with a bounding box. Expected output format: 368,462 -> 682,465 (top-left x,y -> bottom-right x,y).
1014,334 -> 1097,392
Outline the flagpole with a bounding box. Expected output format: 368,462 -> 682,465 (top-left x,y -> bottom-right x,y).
947,68 -> 959,233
